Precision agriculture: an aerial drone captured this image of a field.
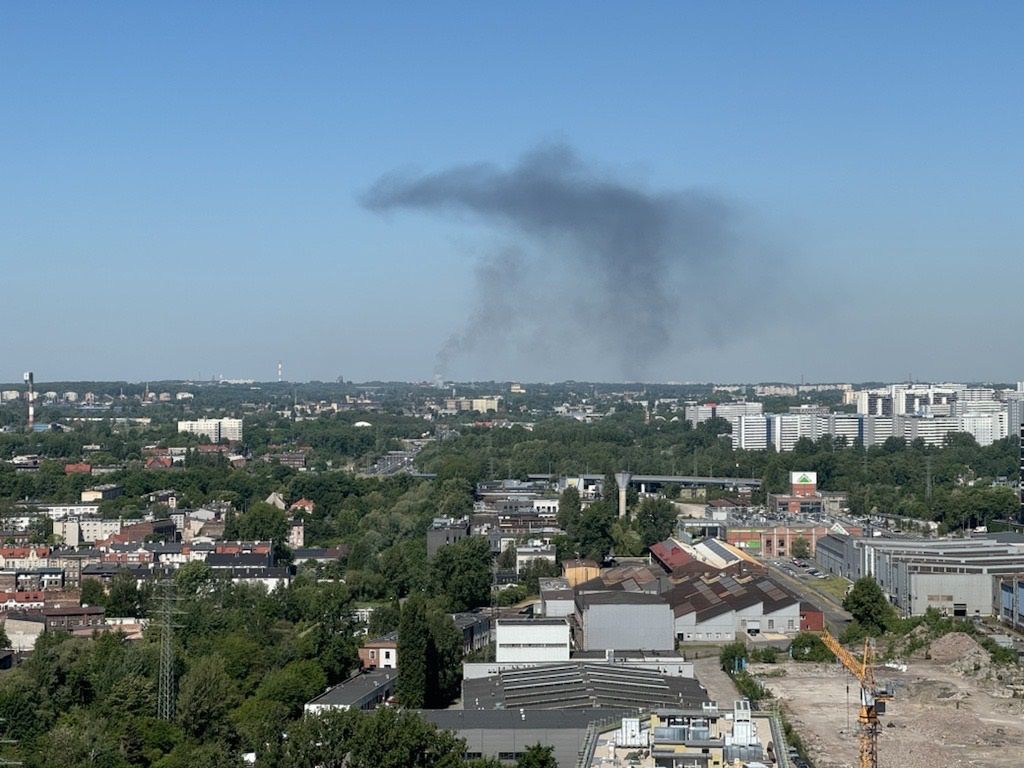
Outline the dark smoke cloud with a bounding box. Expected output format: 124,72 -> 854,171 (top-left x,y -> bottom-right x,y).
363,144 -> 778,378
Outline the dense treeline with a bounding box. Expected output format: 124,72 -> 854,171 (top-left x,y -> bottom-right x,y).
418,412 -> 1019,530
0,565 -> 512,768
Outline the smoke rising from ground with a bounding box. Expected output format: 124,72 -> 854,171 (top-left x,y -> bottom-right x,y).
363,144 -> 778,378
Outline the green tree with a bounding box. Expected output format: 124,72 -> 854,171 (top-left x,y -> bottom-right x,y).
254,659 -> 327,717
791,536 -> 811,560
516,743 -> 558,768
174,561 -> 213,596
105,571 -> 142,617
426,610 -> 463,707
431,536 -> 493,611
346,707 -> 466,768
789,632 -> 832,662
396,594 -> 430,708
176,655 -> 239,740
225,502 -> 289,543
842,577 -> 895,636
719,640 -> 747,673
633,497 -> 676,546
556,486 -> 581,535
79,579 -> 106,608
368,601 -> 402,637
575,501 -> 616,562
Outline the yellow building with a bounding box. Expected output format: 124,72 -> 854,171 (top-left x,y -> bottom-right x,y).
562,557 -> 601,587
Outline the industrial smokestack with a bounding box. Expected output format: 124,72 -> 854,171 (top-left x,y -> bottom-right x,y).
23,371 -> 34,431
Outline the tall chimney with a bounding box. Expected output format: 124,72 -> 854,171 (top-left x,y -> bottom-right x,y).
23,371 -> 34,431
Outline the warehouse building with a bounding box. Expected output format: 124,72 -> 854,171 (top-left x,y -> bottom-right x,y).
816,534 -> 1024,616
495,617 -> 571,663
665,572 -> 803,641
461,662 -> 708,711
421,709 -> 635,768
574,592 -> 675,652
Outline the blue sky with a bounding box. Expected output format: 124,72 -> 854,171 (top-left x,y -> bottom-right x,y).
2,3 -> 1022,383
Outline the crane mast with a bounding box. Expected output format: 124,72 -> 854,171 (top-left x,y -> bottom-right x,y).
821,629 -> 892,768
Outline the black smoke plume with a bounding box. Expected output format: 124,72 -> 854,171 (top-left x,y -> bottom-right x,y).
363,144 -> 776,378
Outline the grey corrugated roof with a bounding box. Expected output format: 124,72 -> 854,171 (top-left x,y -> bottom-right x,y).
307,670 -> 396,706
421,708 -> 636,730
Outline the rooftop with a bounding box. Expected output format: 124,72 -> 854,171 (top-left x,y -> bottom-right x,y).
307,670 -> 396,707
462,662 -> 708,711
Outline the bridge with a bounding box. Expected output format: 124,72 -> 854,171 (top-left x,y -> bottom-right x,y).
526,472 -> 761,488
528,472 -> 761,518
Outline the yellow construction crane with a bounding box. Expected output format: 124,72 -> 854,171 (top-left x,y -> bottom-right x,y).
820,629 -> 892,768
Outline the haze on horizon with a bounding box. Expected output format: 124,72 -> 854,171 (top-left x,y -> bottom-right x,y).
2,4 -> 1022,385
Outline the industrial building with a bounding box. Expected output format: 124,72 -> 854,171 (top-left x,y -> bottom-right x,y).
726,522 -> 861,557
495,617 -> 571,663
538,577 -> 576,617
574,592 -> 676,652
304,670 -> 396,713
425,516 -> 471,558
665,572 -> 802,641
420,709 -> 635,768
650,701 -> 768,768
816,533 -> 1024,616
766,471 -> 848,517
462,662 -> 708,711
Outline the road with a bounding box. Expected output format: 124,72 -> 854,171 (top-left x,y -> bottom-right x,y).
762,559 -> 852,633
691,655 -> 740,707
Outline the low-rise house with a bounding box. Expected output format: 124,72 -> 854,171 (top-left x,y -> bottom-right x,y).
43,605 -> 106,633
0,590 -> 46,612
81,484 -> 122,502
359,632 -> 398,669
292,546 -> 348,564
225,566 -> 291,591
451,611 -> 492,655
0,546 -> 51,570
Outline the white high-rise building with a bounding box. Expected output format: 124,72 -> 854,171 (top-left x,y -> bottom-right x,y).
732,415 -> 768,451
768,413 -> 815,452
177,417 -> 243,443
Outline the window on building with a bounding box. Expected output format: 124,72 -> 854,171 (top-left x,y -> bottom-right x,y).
767,619 -> 774,630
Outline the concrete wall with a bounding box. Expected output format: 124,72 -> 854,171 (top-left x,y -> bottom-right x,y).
582,602 -> 674,651
439,724 -> 592,768
906,572 -> 993,617
676,609 -> 736,642
761,603 -> 800,633
495,620 -> 570,663
542,597 -> 575,618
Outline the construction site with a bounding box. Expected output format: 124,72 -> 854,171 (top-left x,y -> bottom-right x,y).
759,633 -> 1024,768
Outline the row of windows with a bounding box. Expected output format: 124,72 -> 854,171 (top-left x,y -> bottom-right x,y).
497,642 -> 567,648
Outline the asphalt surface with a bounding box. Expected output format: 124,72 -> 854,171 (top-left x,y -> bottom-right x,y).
761,559 -> 852,633
691,655 -> 740,707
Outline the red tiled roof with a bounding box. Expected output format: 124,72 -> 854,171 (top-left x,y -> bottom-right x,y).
649,539 -> 693,570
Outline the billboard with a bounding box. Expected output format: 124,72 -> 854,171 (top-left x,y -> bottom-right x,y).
790,471 -> 817,486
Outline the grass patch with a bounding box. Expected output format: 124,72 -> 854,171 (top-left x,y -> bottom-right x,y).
813,575 -> 851,603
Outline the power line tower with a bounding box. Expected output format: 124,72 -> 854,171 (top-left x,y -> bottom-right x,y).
153,577 -> 182,721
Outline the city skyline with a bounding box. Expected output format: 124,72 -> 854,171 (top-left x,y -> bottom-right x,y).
3,4 -> 1023,382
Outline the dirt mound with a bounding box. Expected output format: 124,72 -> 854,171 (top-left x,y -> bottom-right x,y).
927,632 -> 992,676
